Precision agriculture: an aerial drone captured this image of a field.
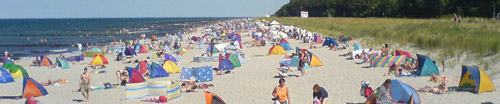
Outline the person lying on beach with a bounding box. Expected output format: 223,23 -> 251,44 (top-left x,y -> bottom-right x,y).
283,53 -> 296,59
40,79 -> 67,86
429,73 -> 458,82
278,64 -> 291,77
116,68 -> 129,86
418,82 -> 449,94
181,79 -> 196,92
309,43 -> 318,49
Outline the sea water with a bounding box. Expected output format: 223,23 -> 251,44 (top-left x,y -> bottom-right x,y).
0,17 -> 233,59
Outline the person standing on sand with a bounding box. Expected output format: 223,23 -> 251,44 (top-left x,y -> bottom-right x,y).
272,78 -> 290,104
80,68 -> 91,102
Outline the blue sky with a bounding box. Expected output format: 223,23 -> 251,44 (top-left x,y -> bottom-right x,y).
0,0 -> 289,19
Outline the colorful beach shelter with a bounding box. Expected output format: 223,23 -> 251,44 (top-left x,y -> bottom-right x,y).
459,65 -> 495,93
164,54 -> 177,63
125,47 -> 137,56
149,62 -> 169,78
0,67 -> 14,83
2,64 -> 29,78
218,55 -> 234,70
308,53 -> 323,67
365,79 -> 421,104
38,56 -> 52,67
280,42 -> 292,50
126,67 -> 145,83
163,60 -> 180,74
90,54 -> 109,66
322,37 -> 338,47
56,57 -> 70,69
2,57 -> 13,65
22,78 -> 48,98
138,45 -> 149,54
204,91 -> 226,104
290,55 -> 300,67
207,44 -> 219,54
228,54 -> 241,68
267,45 -> 286,55
135,61 -> 151,74
313,34 -> 323,43
396,50 -> 413,58
134,43 -> 143,52
177,48 -> 187,55
415,54 -> 439,76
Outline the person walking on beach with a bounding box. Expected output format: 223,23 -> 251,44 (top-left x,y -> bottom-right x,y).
272,78 -> 290,104
79,68 -> 91,102
313,84 -> 328,104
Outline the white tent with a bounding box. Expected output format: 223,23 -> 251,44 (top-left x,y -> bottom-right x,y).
270,20 -> 280,25
215,43 -> 230,51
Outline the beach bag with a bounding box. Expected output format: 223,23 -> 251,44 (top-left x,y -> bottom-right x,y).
159,96 -> 167,103
364,87 -> 374,98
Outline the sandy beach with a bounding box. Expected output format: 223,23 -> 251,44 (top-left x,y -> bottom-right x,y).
1,19 -> 499,104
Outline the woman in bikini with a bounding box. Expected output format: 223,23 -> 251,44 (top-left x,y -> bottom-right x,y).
80,68 -> 91,102
272,78 -> 290,104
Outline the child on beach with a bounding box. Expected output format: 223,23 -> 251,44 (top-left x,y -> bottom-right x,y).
313,84 -> 329,104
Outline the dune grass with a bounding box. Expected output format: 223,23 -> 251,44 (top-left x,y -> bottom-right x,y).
260,17 -> 500,59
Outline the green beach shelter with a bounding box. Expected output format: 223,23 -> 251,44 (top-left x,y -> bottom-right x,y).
2,64 -> 29,78
416,54 -> 440,76
228,54 -> 241,68
56,57 -> 70,69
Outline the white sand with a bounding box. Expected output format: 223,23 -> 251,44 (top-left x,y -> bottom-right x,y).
1,25 -> 499,104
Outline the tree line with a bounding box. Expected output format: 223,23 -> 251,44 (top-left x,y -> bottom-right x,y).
274,0 -> 500,18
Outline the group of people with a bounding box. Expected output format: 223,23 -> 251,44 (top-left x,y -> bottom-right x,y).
271,78 -> 329,104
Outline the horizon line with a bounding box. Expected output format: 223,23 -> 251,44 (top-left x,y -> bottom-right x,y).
0,16 -> 256,20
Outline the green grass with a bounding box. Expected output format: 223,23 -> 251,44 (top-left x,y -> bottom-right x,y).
260,17 -> 500,59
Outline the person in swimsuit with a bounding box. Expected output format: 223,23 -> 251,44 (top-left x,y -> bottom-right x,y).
116,68 -> 129,86
80,68 -> 91,102
272,78 -> 290,104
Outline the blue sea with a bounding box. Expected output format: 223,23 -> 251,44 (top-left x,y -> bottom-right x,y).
0,17 -> 232,59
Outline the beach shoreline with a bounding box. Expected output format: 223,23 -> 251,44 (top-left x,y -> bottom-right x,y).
1,18 -> 499,104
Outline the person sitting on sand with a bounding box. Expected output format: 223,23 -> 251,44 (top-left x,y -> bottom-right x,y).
272,78 -> 290,104
381,44 -> 389,56
429,73 -> 458,82
116,68 -> 129,86
401,59 -> 415,75
313,84 -> 329,104
385,64 -> 400,76
31,57 -> 40,66
376,79 -> 396,102
418,82 -> 449,94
